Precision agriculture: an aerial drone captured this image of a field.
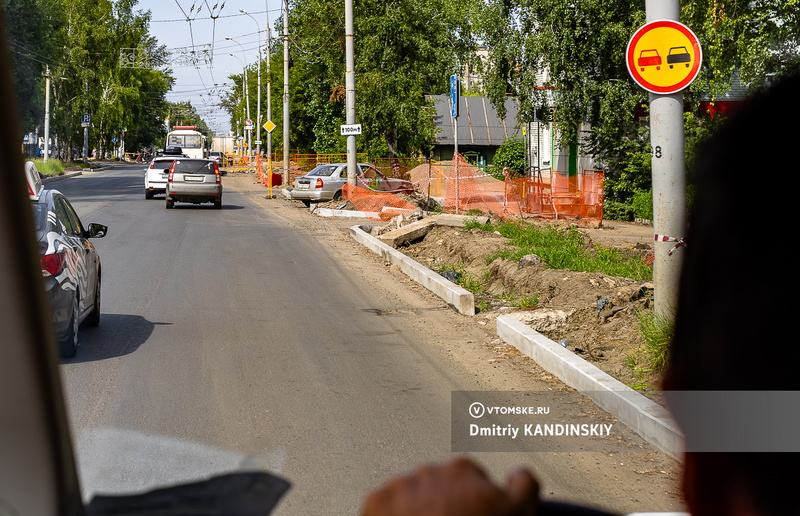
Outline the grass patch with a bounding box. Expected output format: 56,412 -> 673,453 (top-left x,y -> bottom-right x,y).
637,310 -> 673,373
31,159 -> 65,177
510,294 -> 539,308
431,261 -> 482,293
464,219 -> 652,281
433,260 -> 540,311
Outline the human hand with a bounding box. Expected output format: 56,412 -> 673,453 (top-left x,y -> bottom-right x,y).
361,456 -> 539,516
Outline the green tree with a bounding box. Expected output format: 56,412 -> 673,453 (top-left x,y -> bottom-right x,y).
4,0 -> 172,159
263,0 -> 477,158
2,0 -> 63,133
479,0 -> 800,218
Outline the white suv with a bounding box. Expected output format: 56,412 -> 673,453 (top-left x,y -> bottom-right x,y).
144,155 -> 185,199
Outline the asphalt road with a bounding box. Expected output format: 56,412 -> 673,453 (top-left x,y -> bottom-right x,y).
56,163 -> 684,515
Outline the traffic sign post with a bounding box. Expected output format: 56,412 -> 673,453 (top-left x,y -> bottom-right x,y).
450,74 -> 459,156
81,113 -> 90,165
630,3 -> 699,320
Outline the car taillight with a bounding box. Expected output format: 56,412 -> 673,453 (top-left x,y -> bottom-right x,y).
168,162 -> 176,182
41,251 -> 66,277
315,178 -> 324,189
214,163 -> 221,184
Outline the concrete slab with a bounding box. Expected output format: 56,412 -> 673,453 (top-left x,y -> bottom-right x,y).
377,218 -> 437,247
435,213 -> 490,227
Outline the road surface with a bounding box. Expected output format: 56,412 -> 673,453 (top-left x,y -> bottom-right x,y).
56,163 -> 684,515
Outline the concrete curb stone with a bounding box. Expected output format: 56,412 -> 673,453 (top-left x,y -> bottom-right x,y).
350,224 -> 475,315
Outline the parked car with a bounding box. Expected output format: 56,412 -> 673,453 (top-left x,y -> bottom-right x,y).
27,161 -> 107,357
165,158 -> 223,209
209,151 -> 223,167
290,163 -> 415,206
144,155 -> 187,199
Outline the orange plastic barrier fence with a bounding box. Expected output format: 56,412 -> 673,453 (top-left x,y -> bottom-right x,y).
342,183 -> 418,220
279,153 -> 604,224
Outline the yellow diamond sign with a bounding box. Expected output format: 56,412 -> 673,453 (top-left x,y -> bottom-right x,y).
263,120 -> 276,133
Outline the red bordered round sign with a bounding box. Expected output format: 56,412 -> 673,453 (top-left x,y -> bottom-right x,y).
626,19 -> 702,95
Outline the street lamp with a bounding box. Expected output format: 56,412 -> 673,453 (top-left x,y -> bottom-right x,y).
240,9 -> 262,158
227,37 -> 252,166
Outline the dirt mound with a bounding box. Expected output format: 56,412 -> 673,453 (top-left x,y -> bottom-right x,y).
399,224 -> 659,392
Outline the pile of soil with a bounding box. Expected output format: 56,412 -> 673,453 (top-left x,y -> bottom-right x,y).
397,221 -> 661,392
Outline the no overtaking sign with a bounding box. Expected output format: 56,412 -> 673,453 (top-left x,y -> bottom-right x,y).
626,19 -> 702,95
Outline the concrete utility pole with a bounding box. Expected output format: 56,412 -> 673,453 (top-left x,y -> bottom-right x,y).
344,0 -> 357,185
228,50 -> 251,162
241,10 -> 262,157
646,0 -> 687,319
282,0 -> 290,186
266,9 -> 273,163
44,67 -> 51,162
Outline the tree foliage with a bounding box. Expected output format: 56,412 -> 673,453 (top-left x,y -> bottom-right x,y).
479,0 -> 800,218
3,0 -> 173,159
256,0 -> 477,158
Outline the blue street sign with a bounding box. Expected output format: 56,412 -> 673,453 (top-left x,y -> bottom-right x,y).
450,75 -> 459,118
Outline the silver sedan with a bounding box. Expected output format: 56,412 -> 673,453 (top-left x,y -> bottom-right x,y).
290,163 -> 415,206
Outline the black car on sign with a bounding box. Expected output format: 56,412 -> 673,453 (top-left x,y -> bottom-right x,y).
27,162 -> 108,357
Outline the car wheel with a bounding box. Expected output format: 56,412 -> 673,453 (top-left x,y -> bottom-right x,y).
333,190 -> 343,201
85,273 -> 101,327
166,199 -> 174,209
214,198 -> 222,210
145,190 -> 153,199
59,293 -> 79,358
301,199 -> 311,207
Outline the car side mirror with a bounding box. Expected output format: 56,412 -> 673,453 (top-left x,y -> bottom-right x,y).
86,223 -> 108,239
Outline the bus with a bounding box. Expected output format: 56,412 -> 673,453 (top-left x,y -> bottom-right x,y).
165,126 -> 206,159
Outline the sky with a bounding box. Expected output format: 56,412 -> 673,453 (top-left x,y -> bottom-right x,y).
136,0 -> 284,135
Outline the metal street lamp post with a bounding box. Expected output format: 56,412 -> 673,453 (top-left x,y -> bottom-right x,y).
227,38 -> 252,167
240,9 -> 263,158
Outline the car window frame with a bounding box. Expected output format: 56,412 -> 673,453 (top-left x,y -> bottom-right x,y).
52,195 -> 79,236
60,197 -> 85,236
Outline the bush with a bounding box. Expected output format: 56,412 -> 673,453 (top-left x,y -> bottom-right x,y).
32,159 -> 65,177
603,199 -> 634,222
631,189 -> 653,221
492,138 -> 526,176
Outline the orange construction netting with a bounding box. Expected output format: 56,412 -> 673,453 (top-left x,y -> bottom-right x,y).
287,153 -> 604,224
342,183 -> 418,220
404,154 -> 604,224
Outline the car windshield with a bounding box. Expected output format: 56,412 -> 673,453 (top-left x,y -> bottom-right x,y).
5,6 -> 694,515
173,160 -> 215,174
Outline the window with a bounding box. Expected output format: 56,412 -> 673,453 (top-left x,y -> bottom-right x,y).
174,160 -> 215,174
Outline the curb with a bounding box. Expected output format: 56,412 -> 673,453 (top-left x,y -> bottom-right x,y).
42,171 -> 82,183
349,224 -> 475,315
348,222 -> 683,457
496,316 -> 683,457
313,206 -> 377,219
